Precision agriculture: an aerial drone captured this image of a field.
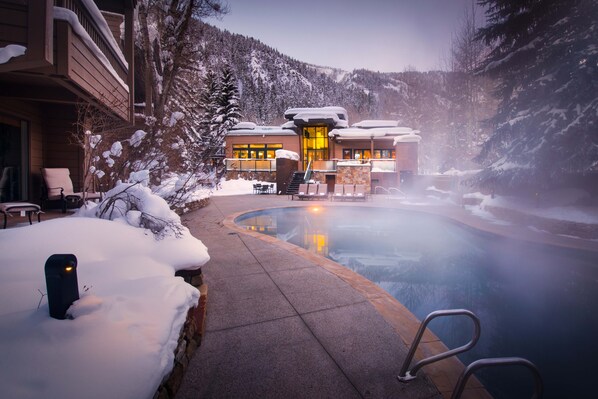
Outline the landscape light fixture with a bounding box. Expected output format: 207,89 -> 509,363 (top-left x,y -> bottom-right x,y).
44,254 -> 80,320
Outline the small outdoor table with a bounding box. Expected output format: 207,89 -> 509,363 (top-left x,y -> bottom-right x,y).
0,202 -> 42,229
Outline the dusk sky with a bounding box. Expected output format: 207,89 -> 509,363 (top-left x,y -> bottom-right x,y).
207,0 -> 486,73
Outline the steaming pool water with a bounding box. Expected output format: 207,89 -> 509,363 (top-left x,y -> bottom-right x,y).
235,206 -> 598,399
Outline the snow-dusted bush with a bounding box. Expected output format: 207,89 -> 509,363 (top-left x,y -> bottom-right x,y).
93,181 -> 184,238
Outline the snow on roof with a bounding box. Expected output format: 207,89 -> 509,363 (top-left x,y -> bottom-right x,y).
231,121 -> 258,130
329,126 -> 420,139
0,44 -> 26,64
227,125 -> 297,136
293,111 -> 340,124
352,120 -> 399,128
281,120 -> 297,129
394,134 -> 422,144
284,106 -> 348,122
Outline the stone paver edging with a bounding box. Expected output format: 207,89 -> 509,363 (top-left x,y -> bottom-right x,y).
222,206 -> 491,399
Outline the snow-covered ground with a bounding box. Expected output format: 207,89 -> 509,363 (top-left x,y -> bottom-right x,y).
0,185 -> 210,399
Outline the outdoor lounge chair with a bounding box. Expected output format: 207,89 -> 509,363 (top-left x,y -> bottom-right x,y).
317,185 -> 328,199
332,184 -> 344,201
307,183 -> 318,199
354,184 -> 367,200
294,183 -> 309,200
343,184 -> 355,200
41,168 -> 102,213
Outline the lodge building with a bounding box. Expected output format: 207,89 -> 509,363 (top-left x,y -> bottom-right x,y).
225,107 -> 422,193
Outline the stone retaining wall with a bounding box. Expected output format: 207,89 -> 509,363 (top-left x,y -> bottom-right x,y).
153,270 -> 208,399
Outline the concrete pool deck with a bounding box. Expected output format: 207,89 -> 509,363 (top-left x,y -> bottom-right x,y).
176,194 -> 598,399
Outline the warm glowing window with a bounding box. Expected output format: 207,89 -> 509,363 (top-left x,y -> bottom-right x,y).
233,144 -> 282,159
303,126 -> 329,168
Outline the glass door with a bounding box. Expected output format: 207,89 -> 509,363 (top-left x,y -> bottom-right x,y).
0,118 -> 28,202
302,126 -> 328,169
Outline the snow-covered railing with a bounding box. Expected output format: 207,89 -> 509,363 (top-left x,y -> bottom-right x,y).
370,159 -> 396,172
226,159 -> 276,172
225,158 -> 396,173
55,0 -> 128,81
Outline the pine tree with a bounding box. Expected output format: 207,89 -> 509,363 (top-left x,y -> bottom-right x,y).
475,0 -> 598,192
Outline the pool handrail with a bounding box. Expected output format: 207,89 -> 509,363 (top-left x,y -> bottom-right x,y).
397,309 -> 481,382
450,357 -> 543,399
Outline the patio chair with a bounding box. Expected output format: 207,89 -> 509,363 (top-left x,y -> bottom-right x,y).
354,184 -> 367,200
332,184 -> 344,201
41,168 -> 102,213
294,183 -> 309,200
343,184 -> 355,200
317,185 -> 328,200
307,183 -> 318,199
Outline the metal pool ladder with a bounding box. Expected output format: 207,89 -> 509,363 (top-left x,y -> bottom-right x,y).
397,309 -> 543,399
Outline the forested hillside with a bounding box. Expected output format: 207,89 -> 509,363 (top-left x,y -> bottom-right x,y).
193,22 -> 497,173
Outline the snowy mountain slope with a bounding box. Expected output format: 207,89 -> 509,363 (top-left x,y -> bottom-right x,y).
193,22 -> 497,172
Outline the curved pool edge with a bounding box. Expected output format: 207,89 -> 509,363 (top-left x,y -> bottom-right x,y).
223,205 -> 493,399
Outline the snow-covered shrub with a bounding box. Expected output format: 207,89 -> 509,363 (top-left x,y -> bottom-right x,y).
95,181 -> 184,239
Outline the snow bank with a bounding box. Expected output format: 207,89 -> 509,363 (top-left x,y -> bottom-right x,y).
467,190 -> 598,225
0,216 -> 209,399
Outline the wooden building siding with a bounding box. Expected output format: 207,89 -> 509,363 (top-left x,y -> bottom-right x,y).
55,20 -> 130,121
0,0 -> 53,73
101,11 -> 124,50
42,104 -> 82,191
0,2 -> 28,46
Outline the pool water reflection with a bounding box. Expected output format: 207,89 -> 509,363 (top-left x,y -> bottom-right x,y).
235,206 -> 598,399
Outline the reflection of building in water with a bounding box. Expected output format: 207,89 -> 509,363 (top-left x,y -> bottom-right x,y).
241,214 -> 278,235
304,231 -> 328,257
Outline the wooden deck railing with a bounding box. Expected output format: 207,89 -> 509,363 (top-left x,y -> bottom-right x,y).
54,0 -> 127,81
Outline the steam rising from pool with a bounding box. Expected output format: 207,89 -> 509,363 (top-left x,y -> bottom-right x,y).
236,206 -> 598,399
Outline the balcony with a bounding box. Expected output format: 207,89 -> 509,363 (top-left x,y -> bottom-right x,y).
226,159 -> 277,173
0,0 -> 133,121
225,158 -> 397,173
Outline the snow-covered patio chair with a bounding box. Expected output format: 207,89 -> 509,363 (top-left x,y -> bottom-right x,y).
41,168 -> 102,213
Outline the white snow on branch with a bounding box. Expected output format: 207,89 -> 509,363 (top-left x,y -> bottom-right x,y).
129,130 -> 147,147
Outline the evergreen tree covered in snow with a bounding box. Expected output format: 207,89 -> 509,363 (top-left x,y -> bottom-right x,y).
196,67 -> 242,179
475,0 -> 598,191
214,66 -> 243,134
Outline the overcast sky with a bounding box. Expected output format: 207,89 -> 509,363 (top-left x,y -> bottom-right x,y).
207,0 -> 486,73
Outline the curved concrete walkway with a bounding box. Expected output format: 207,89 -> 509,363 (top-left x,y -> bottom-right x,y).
176,194 -> 598,399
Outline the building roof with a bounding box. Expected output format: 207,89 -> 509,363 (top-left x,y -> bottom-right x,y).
352,120 -> 399,128
228,123 -> 297,136
284,106 -> 349,128
329,126 -> 421,141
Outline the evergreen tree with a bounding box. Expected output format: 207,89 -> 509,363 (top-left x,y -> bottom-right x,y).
475,0 -> 598,192
213,65 -> 243,141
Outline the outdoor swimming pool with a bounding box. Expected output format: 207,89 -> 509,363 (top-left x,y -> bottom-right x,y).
235,206 -> 598,399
